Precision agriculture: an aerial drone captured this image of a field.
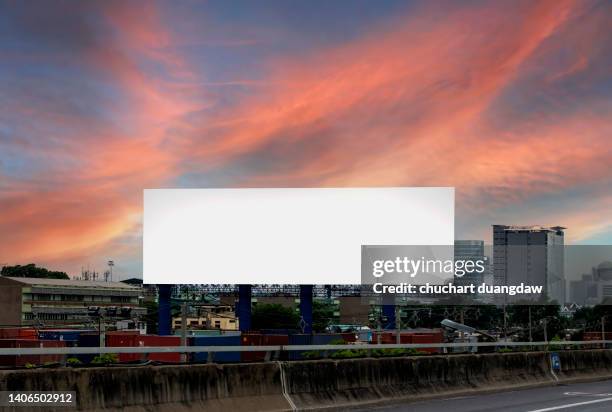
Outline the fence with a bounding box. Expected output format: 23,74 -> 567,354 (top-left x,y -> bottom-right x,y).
1,340 -> 611,361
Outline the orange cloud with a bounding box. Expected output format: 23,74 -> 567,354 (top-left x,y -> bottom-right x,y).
181,0 -> 576,162
2,0 -> 611,277
0,2 -> 196,270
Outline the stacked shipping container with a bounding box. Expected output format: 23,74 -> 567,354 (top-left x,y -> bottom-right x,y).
0,339 -> 65,367
0,328 -> 446,368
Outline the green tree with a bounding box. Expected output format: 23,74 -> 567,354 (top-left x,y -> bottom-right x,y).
508,305 -> 565,341
312,300 -> 337,332
399,305 -> 503,331
572,305 -> 612,334
252,303 -> 299,330
1,264 -> 69,279
142,301 -> 159,335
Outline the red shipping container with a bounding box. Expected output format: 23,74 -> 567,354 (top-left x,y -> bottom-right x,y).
412,334 -> 442,353
264,335 -> 288,361
107,330 -> 141,336
241,334 -> 265,362
0,339 -> 38,367
18,328 -> 38,340
106,333 -> 141,362
106,333 -> 139,346
240,334 -> 289,362
138,335 -> 181,363
0,339 -> 65,367
0,328 -> 37,340
0,328 -> 19,339
39,340 -> 66,364
584,331 -> 612,340
106,334 -> 182,363
370,332 -> 412,344
371,332 -> 395,344
371,330 -> 443,345
340,333 -> 357,343
262,335 -> 289,346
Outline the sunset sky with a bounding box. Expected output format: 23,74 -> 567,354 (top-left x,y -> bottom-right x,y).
1,0 -> 611,279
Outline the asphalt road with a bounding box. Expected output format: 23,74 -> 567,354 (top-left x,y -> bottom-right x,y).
361,380 -> 612,412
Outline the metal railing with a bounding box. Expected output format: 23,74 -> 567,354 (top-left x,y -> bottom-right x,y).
1,341 -> 611,356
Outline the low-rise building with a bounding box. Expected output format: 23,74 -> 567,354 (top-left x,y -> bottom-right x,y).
172,305 -> 239,330
0,276 -> 145,327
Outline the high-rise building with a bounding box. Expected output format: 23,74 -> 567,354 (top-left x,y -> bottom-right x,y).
454,240 -> 487,287
493,225 -> 565,304
569,261 -> 612,305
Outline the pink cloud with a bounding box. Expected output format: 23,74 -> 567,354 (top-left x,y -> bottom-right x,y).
2,0 -> 611,275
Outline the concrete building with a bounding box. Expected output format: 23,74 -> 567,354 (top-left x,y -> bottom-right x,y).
454,240 -> 487,287
569,261 -> 612,305
172,305 -> 239,330
493,225 -> 566,304
0,276 -> 145,327
121,278 -> 158,302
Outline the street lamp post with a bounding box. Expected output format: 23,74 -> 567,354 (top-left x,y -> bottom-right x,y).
602,315 -> 607,349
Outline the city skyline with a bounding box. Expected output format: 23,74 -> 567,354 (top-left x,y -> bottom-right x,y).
1,0 -> 611,278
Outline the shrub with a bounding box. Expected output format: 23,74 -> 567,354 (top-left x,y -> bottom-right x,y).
67,357 -> 82,366
330,349 -> 368,359
91,353 -> 119,365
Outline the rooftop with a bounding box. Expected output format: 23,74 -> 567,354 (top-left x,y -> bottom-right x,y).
0,276 -> 140,289
494,225 -> 566,232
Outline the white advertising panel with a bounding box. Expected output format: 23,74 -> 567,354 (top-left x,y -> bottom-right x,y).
143,187 -> 454,284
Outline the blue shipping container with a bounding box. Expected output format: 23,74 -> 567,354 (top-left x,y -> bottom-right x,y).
312,334 -> 344,345
190,335 -> 241,363
38,330 -> 91,344
260,329 -> 300,335
76,333 -> 100,364
288,334 -> 312,360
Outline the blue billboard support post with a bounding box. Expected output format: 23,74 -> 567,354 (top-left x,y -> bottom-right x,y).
300,285 -> 314,334
237,284 -> 252,332
382,296 -> 396,330
158,285 -> 172,336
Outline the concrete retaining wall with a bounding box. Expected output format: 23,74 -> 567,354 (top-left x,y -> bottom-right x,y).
284,350 -> 612,410
1,350 -> 612,411
0,363 -> 288,412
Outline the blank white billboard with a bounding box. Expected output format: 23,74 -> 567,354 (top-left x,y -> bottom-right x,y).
143,187 -> 454,284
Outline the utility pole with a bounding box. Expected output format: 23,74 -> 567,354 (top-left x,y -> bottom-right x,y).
602,315 -> 606,349
528,306 -> 533,342
377,308 -> 382,345
99,313 -> 106,348
395,305 -> 401,344
503,304 -> 507,341
181,302 -> 188,363
543,318 -> 548,344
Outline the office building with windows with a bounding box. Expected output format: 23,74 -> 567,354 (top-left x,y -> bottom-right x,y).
493,225 -> 566,304
0,276 -> 145,326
